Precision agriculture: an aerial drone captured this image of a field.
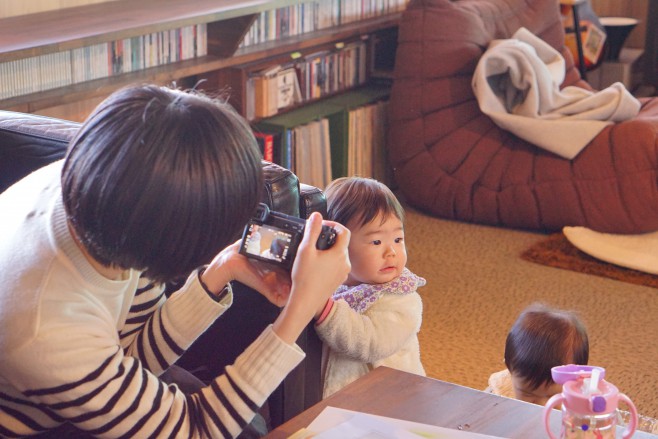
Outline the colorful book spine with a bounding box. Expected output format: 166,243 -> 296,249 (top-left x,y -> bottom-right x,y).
0,23 -> 207,100
254,131 -> 275,162
240,0 -> 408,48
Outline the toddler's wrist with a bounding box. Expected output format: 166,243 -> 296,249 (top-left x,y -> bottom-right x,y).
315,298 -> 334,325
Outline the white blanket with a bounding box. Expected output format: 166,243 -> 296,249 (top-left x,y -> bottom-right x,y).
471,27 -> 641,159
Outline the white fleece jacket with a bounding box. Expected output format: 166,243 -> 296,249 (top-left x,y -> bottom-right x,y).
315,270 -> 426,398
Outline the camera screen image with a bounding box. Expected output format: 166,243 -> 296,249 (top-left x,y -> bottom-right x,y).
240,203 -> 334,269
242,222 -> 294,265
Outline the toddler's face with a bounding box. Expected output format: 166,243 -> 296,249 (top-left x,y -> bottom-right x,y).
511,373 -> 563,405
344,213 -> 407,286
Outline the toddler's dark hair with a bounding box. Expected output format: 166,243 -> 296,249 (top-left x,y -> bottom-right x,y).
325,176 -> 403,228
269,238 -> 286,258
504,302 -> 589,390
62,84 -> 263,283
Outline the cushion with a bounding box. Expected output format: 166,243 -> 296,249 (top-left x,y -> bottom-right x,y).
563,226 -> 658,275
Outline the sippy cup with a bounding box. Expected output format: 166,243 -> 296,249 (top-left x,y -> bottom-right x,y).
543,365 -> 638,439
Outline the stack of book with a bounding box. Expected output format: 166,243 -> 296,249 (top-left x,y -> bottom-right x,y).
347,100 -> 389,181
292,118 -> 333,189
240,0 -> 410,47
245,40 -> 367,121
253,84 -> 392,188
0,24 -> 207,100
248,65 -> 303,119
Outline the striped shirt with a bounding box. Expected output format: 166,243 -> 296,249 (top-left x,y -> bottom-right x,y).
0,161 -> 304,438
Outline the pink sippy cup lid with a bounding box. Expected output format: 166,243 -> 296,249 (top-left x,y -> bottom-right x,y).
551,364 -> 606,385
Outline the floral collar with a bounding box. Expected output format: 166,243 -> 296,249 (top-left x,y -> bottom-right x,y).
332,268 -> 426,314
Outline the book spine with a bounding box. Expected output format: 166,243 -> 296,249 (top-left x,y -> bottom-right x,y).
254,132 -> 275,162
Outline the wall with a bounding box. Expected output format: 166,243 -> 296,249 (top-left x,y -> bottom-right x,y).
591,0 -> 648,48
0,0 -> 119,19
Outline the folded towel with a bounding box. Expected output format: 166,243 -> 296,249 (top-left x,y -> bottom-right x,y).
472,27 -> 641,159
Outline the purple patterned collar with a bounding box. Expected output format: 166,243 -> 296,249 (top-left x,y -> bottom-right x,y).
332,268 -> 426,314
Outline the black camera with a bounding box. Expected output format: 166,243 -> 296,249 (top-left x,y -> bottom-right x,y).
239,203 -> 337,270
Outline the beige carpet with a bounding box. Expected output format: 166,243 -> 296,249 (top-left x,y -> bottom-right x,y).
402,204 -> 658,419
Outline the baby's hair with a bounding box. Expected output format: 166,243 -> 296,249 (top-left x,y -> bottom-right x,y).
325,177 -> 403,228
269,238 -> 286,258
62,84 -> 263,283
504,302 -> 589,390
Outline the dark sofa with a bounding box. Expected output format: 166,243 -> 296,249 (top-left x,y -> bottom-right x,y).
0,109 -> 324,429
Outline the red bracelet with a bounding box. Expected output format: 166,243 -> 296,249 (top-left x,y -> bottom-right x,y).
315,299 -> 334,325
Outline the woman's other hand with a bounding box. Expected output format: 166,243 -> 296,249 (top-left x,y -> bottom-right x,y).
200,241 -> 291,306
273,212 -> 350,344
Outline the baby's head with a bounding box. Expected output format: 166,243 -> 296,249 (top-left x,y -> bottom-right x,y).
325,177 -> 405,286
505,302 -> 589,405
268,238 -> 286,259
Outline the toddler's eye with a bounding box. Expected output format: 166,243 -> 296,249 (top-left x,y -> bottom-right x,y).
372,240 -> 382,245
395,237 -> 404,243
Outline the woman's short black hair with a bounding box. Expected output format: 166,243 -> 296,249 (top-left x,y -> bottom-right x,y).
325,176 -> 404,228
504,302 -> 589,390
62,84 -> 263,283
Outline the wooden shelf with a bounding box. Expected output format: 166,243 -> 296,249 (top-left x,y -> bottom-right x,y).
1,0 -> 404,181
233,14 -> 401,60
0,0 -> 303,62
0,13 -> 401,113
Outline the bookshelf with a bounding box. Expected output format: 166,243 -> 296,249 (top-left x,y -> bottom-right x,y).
0,0 -> 404,184
0,0 -> 403,121
253,83 -> 392,187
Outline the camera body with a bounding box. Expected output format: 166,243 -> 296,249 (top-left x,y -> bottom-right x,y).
239,203 -> 337,270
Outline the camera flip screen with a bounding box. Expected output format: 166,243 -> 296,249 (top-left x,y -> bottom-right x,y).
240,203 -> 333,270
242,222 -> 295,265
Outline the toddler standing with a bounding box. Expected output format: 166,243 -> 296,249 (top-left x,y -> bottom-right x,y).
315,176 -> 426,398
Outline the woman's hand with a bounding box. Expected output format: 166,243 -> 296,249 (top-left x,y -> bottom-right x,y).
273,212 -> 351,344
200,240 -> 291,306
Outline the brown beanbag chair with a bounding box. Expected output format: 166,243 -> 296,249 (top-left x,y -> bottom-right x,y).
388,0 -> 658,233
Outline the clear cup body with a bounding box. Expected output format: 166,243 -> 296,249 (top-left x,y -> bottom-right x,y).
561,406 -> 618,439
618,409 -> 658,434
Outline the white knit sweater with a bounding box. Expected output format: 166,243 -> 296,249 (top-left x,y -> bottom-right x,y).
315,270 -> 426,398
0,161 -> 304,438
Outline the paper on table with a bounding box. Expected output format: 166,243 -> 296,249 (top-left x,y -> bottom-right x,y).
314,412 -> 420,439
294,406 -> 505,439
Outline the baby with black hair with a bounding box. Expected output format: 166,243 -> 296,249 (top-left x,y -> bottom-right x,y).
486,302 -> 657,433
486,302 -> 589,405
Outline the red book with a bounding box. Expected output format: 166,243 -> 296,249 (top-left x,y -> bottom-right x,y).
254,131 -> 274,162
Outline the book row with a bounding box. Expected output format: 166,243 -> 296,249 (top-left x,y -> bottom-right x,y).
240,0 -> 409,47
0,24 -> 207,100
253,88 -> 390,189
246,40 -> 368,120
